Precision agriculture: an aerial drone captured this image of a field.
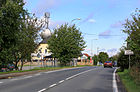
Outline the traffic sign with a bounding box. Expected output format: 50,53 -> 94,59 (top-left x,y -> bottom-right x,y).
125,50 -> 134,55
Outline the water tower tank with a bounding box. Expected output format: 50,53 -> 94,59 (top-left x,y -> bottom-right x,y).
40,28 -> 51,40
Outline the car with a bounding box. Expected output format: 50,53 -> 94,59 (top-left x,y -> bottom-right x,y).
0,63 -> 15,72
7,64 -> 15,71
104,61 -> 113,68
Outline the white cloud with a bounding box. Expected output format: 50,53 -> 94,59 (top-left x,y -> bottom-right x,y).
107,48 -> 118,57
88,19 -> 96,23
99,30 -> 112,39
111,21 -> 123,28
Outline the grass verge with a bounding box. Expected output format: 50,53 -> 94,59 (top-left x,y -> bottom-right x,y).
0,65 -> 95,75
118,69 -> 140,92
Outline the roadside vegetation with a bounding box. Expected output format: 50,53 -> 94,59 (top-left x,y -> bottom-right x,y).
118,69 -> 140,92
47,24 -> 86,66
0,65 -> 92,75
117,8 -> 140,91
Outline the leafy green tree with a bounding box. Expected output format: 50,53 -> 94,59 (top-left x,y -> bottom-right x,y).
18,14 -> 43,70
92,55 -> 98,65
0,0 -> 43,70
98,52 -> 109,63
48,24 -> 86,66
117,47 -> 129,71
123,8 -> 140,66
109,55 -> 117,63
0,0 -> 26,68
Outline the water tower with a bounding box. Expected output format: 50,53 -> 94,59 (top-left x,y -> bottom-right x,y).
40,12 -> 51,43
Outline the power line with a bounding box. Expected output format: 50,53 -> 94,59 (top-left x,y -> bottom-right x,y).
82,32 -> 124,37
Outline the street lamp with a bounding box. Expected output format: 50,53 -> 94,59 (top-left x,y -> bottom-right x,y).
91,39 -> 98,56
70,18 -> 81,25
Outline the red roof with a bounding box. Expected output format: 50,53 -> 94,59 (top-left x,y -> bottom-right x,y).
83,53 -> 90,57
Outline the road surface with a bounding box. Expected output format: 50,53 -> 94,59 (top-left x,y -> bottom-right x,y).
0,66 -> 116,92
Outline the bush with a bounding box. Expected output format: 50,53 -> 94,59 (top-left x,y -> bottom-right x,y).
130,65 -> 140,85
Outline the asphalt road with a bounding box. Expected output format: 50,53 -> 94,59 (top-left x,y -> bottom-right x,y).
0,66 -> 116,92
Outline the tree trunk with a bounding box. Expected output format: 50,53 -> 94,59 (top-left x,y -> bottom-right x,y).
20,59 -> 24,70
15,61 -> 19,70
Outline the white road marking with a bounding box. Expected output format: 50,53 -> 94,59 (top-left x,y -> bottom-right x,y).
0,82 -> 3,83
11,78 -> 19,81
34,73 -> 41,76
113,68 -> 118,92
38,88 -> 46,92
49,84 -> 57,88
39,67 -> 98,91
58,80 -> 65,83
65,68 -> 97,80
24,76 -> 32,79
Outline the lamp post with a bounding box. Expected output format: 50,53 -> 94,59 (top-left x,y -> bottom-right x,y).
70,18 -> 81,25
90,39 -> 98,65
91,39 -> 98,56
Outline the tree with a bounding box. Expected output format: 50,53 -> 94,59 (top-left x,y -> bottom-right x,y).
109,55 -> 117,63
48,24 -> 86,66
0,0 -> 27,69
98,52 -> 109,63
18,14 -> 43,70
123,8 -> 140,66
0,0 -> 43,70
117,47 -> 129,71
92,55 -> 98,65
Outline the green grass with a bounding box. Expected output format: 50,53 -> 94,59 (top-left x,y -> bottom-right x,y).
0,65 -> 90,74
0,65 -> 96,75
118,69 -> 140,92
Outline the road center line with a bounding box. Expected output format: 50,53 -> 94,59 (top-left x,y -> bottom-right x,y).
65,68 -> 97,81
49,84 -> 57,88
0,82 -> 3,83
38,88 -> 46,92
58,80 -> 65,83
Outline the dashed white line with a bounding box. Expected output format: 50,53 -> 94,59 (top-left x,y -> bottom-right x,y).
37,68 -> 98,91
65,68 -> 97,80
49,84 -> 57,88
58,80 -> 64,83
24,76 -> 32,79
0,82 -> 3,84
38,88 -> 46,92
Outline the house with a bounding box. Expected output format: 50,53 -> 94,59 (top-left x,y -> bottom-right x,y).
77,53 -> 93,65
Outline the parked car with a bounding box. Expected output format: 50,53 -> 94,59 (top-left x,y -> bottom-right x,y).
7,64 -> 15,71
0,63 -> 15,72
104,61 -> 113,68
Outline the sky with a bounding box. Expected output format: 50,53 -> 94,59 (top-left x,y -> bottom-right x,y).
24,0 -> 140,57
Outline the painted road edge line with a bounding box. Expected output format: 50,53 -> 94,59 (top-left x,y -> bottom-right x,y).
38,88 -> 46,92
113,68 -> 118,92
58,80 -> 65,84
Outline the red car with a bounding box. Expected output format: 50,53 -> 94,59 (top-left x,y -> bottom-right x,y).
104,61 -> 112,68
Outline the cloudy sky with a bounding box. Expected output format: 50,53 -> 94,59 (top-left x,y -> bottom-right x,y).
24,0 -> 140,57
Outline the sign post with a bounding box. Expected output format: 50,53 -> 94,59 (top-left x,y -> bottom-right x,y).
125,50 -> 134,69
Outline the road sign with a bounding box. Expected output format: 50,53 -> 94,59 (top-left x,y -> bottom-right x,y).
125,50 -> 134,55
124,50 -> 134,69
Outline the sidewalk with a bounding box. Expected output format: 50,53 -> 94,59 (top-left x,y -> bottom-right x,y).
20,65 -> 41,70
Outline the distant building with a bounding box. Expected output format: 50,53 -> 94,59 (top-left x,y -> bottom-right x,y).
77,53 -> 93,65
